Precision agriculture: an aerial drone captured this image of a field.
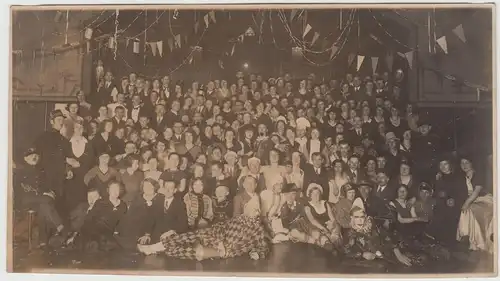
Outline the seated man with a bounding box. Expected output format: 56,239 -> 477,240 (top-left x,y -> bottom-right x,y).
267,183 -> 303,243
15,148 -> 67,248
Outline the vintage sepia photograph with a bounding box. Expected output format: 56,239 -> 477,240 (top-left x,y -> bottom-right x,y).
8,4 -> 496,276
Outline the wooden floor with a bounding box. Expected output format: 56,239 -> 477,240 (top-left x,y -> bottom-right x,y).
12,240 -> 495,275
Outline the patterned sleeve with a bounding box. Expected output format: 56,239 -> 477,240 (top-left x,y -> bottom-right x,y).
343,231 -> 363,258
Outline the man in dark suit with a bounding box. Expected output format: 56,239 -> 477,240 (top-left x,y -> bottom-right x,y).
347,154 -> 366,185
303,152 -> 330,200
347,116 -> 366,146
151,103 -> 168,134
373,169 -> 394,202
127,94 -> 147,124
112,106 -> 127,130
146,180 -> 188,243
165,100 -> 181,128
351,75 -> 365,101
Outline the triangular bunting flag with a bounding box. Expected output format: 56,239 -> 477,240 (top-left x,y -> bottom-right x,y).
209,11 -> 216,23
404,51 -> 414,69
385,53 -> 394,71
204,14 -> 209,28
238,34 -> 245,43
356,55 -> 365,71
397,52 -> 405,58
436,36 -> 448,54
218,59 -> 224,69
347,53 -> 356,66
371,57 -> 379,74
330,45 -> 339,59
230,44 -> 236,56
133,41 -> 140,54
157,41 -> 163,57
311,32 -> 320,46
290,10 -> 297,21
175,34 -> 181,48
149,42 -> 157,56
452,24 -> 466,43
194,22 -> 199,34
168,38 -> 174,51
188,55 -> 194,64
126,38 -> 130,48
303,24 -> 312,38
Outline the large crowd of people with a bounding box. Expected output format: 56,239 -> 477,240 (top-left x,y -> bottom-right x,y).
13,63 -> 494,268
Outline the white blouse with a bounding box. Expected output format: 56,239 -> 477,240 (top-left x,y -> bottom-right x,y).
70,136 -> 88,158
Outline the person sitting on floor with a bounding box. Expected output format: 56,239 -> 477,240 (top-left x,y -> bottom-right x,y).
66,188 -> 101,247
183,178 -> 214,229
268,183 -> 303,244
142,179 -> 189,244
212,185 -> 232,224
115,179 -> 162,250
72,181 -> 127,252
290,183 -> 342,252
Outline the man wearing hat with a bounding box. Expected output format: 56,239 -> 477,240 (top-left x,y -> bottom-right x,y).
413,116 -> 440,180
15,147 -> 66,247
34,110 -> 80,206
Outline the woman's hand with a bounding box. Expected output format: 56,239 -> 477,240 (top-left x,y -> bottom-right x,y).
137,234 -> 151,245
436,172 -> 443,180
394,248 -> 412,266
362,252 -> 376,260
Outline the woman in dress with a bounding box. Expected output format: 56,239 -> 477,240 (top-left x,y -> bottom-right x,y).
223,129 -> 243,155
328,160 -> 351,204
456,156 -> 494,253
390,161 -> 419,201
387,106 -> 408,139
389,184 -> 427,238
137,175 -> 269,261
364,156 -> 378,183
83,152 -> 122,198
62,102 -> 85,139
290,183 -> 342,251
66,121 -> 94,211
95,106 -> 109,124
175,129 -> 203,161
92,119 -> 115,158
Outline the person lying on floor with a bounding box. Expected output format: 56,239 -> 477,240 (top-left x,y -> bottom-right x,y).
69,181 -> 127,252
288,183 -> 342,252
16,147 -> 68,248
267,183 -> 303,243
137,175 -> 269,261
